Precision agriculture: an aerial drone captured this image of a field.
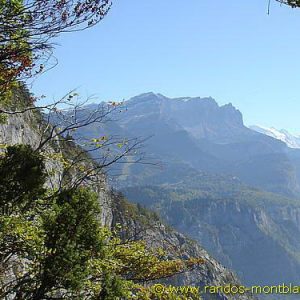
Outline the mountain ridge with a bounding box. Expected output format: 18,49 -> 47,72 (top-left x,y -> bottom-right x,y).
68,93 -> 300,197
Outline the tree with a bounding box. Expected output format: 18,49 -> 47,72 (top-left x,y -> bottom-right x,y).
0,145 -> 204,300
276,0 -> 300,8
0,144 -> 46,215
0,0 -> 111,103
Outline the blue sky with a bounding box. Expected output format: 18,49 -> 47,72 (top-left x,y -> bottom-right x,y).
33,0 -> 300,133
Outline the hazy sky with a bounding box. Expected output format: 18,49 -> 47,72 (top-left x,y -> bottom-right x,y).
32,0 -> 300,133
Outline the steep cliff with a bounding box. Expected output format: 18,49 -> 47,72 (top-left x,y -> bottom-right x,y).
124,178 -> 300,290
111,195 -> 255,300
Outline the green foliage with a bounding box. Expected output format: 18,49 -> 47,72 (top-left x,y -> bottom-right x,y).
0,145 -> 203,299
0,0 -> 32,104
39,188 -> 107,294
0,144 -> 46,214
0,214 -> 44,265
0,0 -> 112,105
124,170 -> 300,210
114,192 -> 161,226
278,0 -> 300,8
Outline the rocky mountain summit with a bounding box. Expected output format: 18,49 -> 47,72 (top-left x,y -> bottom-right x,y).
124,93 -> 300,197
124,92 -> 247,143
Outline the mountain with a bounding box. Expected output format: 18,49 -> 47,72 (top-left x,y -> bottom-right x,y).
0,88 -> 255,300
123,93 -> 250,143
53,92 -> 300,295
87,92 -> 300,197
123,174 -> 300,288
50,92 -> 300,298
250,125 -> 300,149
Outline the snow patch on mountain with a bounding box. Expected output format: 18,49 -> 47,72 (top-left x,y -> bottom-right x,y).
250,125 -> 300,149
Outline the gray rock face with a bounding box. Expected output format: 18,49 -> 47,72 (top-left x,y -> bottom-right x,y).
181,200 -> 300,286
0,112 -> 41,147
0,109 -> 114,227
112,196 -> 255,300
123,93 -> 247,143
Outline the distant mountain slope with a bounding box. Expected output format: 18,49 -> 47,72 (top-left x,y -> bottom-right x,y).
61,92 -> 300,197
119,93 -> 300,197
124,92 -> 250,143
112,194 -> 255,300
121,92 -> 267,144
250,125 -> 300,149
123,174 -> 300,288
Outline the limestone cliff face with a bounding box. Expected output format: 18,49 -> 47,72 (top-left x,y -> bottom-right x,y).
0,108 -> 114,227
124,93 -> 247,143
0,112 -> 40,146
178,200 -> 300,286
132,194 -> 300,288
0,106 -> 255,300
112,196 -> 255,300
